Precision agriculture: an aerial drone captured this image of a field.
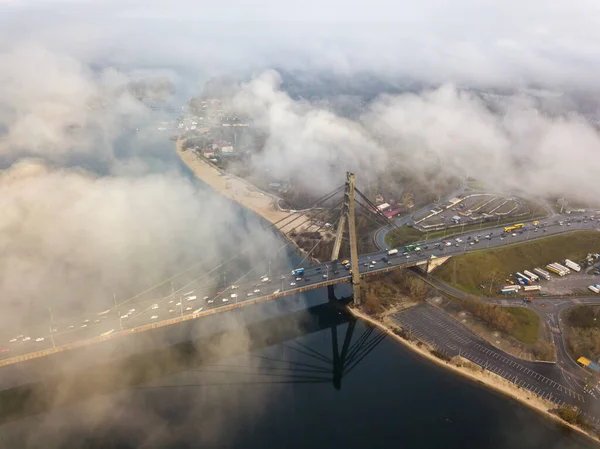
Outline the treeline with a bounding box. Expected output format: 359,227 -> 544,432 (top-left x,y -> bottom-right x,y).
566,306 -> 600,360
362,270 -> 429,315
458,299 -> 517,335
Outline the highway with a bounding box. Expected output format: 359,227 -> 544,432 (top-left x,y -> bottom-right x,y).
2,215 -> 599,366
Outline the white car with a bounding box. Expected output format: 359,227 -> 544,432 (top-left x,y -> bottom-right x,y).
129,308 -> 136,313
81,324 -> 88,328
222,297 -> 229,302
35,337 -> 44,342
121,314 -> 129,319
231,285 -> 238,290
208,299 -> 214,304
67,325 -> 74,330
169,309 -> 175,313
94,319 -> 100,323
9,338 -> 17,343
83,319 -> 90,323
512,233 -> 517,237
445,242 -> 452,247
261,277 -> 269,283
152,304 -> 159,310
203,296 -> 209,301
290,282 -> 296,286
151,315 -> 158,320
22,337 -> 31,342
169,300 -> 174,304
186,306 -> 192,311
254,289 -> 260,293
296,277 -> 302,281
247,292 -> 253,297
322,274 -> 328,279
371,261 -> 377,265
175,302 -> 182,306
230,293 -> 238,298
186,296 -> 197,301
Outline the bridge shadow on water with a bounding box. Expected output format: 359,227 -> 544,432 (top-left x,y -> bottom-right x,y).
0,294 -> 385,425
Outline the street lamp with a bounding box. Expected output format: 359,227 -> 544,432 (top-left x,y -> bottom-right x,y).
114,293 -> 123,331
48,307 -> 56,349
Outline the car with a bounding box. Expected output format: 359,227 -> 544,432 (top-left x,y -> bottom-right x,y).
316,267 -> 322,272
151,315 -> 158,320
363,263 -> 369,267
186,296 -> 197,301
322,274 -> 328,279
371,261 -> 377,265
512,233 -> 517,236
0,348 -> 9,353
305,278 -> 310,281
334,270 -> 340,274
9,338 -> 17,343
469,241 -> 474,245
423,246 -> 429,250
222,297 -> 229,302
406,255 -> 410,259
500,237 -> 505,241
261,277 -> 269,283
175,302 -> 182,306
254,289 -> 260,293
186,306 -> 192,311
231,285 -> 238,290
169,309 -> 175,313
455,243 -> 459,247
230,293 -> 238,298
208,299 -> 214,304
467,236 -> 471,240
151,304 -> 159,310
280,275 -> 285,280
290,282 -> 296,286
80,324 -> 87,329
169,300 -> 174,304
445,242 -> 452,247
247,292 -> 253,297
296,277 -> 302,281
129,308 -> 136,313
82,319 -> 90,323
203,296 -> 209,301
35,337 -> 44,342
67,325 -> 74,330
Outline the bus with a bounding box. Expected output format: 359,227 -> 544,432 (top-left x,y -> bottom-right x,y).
404,244 -> 417,252
504,223 -> 524,233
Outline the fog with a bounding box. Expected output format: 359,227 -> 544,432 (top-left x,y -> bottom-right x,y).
0,0 -> 599,446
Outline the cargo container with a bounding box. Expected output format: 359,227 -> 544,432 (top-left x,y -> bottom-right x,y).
501,288 -> 519,295
546,264 -> 567,276
387,249 -> 398,256
523,270 -> 539,282
524,285 -> 541,292
589,285 -> 600,294
533,267 -> 552,281
515,272 -> 532,285
564,259 -> 581,272
553,262 -> 571,274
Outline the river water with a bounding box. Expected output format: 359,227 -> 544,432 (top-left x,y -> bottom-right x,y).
0,133 -> 596,448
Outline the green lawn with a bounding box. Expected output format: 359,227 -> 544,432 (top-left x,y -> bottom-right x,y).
434,231 -> 600,294
505,307 -> 540,344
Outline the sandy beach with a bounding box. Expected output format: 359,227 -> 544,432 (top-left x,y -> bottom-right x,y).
177,140 -> 312,236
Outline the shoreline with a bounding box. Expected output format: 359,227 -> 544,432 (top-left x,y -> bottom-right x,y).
348,306 -> 600,445
176,140 -> 317,260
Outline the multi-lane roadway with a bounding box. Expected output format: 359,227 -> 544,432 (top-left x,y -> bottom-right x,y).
2,215 -> 599,364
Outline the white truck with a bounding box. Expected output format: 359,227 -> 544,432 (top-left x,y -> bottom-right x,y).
564,259 -> 581,272
546,263 -> 568,276
554,262 -> 571,274
533,267 -> 552,281
589,285 -> 600,294
523,270 -> 539,282
387,249 -> 398,256
523,285 -> 542,292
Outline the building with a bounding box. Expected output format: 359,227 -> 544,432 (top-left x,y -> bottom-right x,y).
202,148 -> 215,158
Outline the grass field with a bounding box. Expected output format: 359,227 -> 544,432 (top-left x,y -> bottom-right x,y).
504,307 -> 540,344
385,226 -> 424,248
434,231 -> 600,294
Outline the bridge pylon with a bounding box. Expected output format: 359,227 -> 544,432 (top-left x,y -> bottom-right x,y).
331,172 -> 361,306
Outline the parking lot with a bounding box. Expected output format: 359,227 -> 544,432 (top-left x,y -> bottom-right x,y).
391,304 -> 598,416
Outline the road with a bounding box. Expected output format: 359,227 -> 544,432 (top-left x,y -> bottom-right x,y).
392,304 -> 600,423
2,215 -> 599,364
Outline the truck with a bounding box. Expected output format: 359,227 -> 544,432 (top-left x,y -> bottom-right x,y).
387,249 -> 398,256
547,264 -> 568,276
523,285 -> 542,292
589,285 -> 600,294
553,262 -> 571,274
564,259 -> 581,272
578,356 -> 600,373
533,267 -> 552,281
523,270 -> 539,282
515,272 -> 533,285
501,286 -> 520,294
291,268 -> 305,276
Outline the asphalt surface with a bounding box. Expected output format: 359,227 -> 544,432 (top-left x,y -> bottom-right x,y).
392,304 -> 600,422
3,215 -> 600,362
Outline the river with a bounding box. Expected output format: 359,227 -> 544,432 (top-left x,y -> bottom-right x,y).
0,131 -> 596,448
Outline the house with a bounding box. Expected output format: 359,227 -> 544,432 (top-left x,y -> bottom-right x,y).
203,148 -> 215,158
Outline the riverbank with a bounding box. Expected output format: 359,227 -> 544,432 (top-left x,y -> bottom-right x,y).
176,140 -> 317,254
348,306 -> 600,445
